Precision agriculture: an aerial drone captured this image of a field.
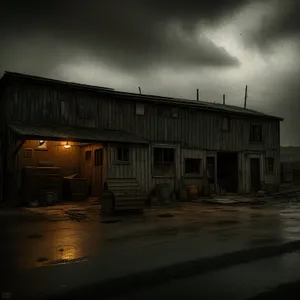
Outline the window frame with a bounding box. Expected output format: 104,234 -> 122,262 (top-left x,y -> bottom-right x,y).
222,117 -> 230,131
115,146 -> 130,164
184,158 -> 202,177
250,124 -> 263,143
152,146 -> 176,177
136,103 -> 145,116
24,148 -> 33,158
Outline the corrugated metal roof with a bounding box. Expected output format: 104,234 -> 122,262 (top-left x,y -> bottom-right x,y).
2,71 -> 283,120
9,123 -> 148,144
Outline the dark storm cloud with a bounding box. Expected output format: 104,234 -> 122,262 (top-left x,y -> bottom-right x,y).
0,0 -> 257,71
246,0 -> 300,49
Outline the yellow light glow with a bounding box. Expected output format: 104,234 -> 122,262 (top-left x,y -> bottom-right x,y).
64,141 -> 71,149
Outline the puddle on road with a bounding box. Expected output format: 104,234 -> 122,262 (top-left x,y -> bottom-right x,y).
37,255 -> 90,267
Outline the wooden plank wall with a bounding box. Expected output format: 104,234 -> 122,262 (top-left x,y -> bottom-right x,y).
4,81 -> 280,152
17,140 -> 81,176
80,144 -> 105,197
1,80 -> 281,194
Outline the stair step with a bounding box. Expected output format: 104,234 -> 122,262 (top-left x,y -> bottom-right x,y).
115,197 -> 147,203
106,178 -> 138,183
115,203 -> 144,209
108,186 -> 141,191
107,183 -> 139,188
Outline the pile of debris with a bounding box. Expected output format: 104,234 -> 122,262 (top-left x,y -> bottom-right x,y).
28,190 -> 59,207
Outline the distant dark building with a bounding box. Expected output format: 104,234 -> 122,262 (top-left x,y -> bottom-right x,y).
280,146 -> 300,183
0,72 -> 283,206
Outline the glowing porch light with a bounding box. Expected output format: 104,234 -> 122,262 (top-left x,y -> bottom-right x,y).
64,141 -> 71,149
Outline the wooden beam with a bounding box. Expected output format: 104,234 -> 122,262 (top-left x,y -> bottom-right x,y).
13,140 -> 26,157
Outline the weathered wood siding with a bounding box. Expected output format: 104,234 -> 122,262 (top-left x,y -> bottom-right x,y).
80,144 -> 106,196
17,140 -> 81,176
1,80 -> 281,195
3,81 -> 280,152
180,148 -> 206,191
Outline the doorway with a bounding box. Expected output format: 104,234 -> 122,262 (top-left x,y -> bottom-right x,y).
250,158 -> 261,192
82,146 -> 104,197
206,157 -> 215,185
217,152 -> 238,193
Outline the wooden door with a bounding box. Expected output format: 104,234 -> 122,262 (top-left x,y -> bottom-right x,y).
250,158 -> 261,192
83,149 -> 93,195
92,148 -> 104,196
206,157 -> 215,185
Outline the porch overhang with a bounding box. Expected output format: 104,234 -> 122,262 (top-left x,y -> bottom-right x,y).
8,123 -> 149,144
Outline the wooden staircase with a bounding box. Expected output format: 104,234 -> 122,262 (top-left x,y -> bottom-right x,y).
100,178 -> 147,214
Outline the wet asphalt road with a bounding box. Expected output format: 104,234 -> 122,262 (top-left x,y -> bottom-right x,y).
1,200 -> 300,299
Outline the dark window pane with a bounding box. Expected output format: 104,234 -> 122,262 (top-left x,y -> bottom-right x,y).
117,147 -> 129,162
153,147 -> 175,176
94,149 -> 103,166
185,158 -> 201,174
250,124 -> 263,142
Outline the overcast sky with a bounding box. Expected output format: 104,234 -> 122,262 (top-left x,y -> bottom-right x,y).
0,0 -> 299,146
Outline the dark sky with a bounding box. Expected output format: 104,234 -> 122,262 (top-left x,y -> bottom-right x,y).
1,0 -> 299,145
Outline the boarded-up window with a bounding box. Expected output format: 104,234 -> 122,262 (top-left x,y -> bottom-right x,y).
24,148 -> 33,158
116,147 -> 129,163
153,147 -> 175,176
94,149 -> 103,166
222,117 -> 230,131
250,124 -> 263,142
185,158 -> 201,175
136,103 -> 145,115
85,150 -> 91,161
266,157 -> 274,173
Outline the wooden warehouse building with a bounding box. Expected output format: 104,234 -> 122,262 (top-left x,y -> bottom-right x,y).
0,72 -> 283,207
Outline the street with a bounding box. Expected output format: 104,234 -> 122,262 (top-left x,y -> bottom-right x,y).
1,199 -> 300,299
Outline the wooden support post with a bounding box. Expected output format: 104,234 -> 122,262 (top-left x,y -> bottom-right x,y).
13,140 -> 26,157
244,85 -> 248,108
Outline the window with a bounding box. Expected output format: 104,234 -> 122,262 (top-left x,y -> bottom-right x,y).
116,147 -> 129,163
157,106 -> 171,117
24,148 -> 33,158
250,124 -> 263,142
94,149 -> 103,166
136,103 -> 145,115
222,117 -> 230,131
153,147 -> 175,176
172,107 -> 179,118
266,157 -> 274,173
85,150 -> 91,161
185,158 -> 201,175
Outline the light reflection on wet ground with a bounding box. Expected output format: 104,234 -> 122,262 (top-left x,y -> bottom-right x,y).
2,199 -> 300,269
